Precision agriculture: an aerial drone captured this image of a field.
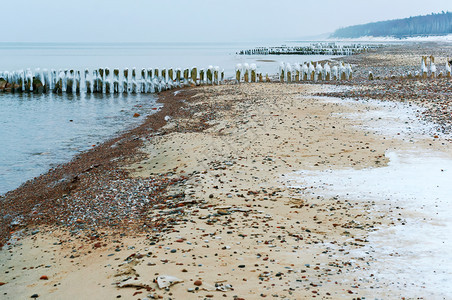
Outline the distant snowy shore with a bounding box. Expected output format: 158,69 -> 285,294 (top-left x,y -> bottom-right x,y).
327,34 -> 452,43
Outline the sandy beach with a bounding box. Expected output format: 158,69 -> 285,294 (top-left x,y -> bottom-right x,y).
1,43 -> 451,299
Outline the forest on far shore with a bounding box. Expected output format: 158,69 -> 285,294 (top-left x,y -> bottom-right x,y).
330,11 -> 452,38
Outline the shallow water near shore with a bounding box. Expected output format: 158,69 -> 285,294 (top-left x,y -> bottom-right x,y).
0,92 -> 159,195
0,42 -> 339,195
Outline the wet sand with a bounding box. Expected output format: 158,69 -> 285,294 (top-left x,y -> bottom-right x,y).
1,44 -> 451,299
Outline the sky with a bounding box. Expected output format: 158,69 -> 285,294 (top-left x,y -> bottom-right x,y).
2,0 -> 452,43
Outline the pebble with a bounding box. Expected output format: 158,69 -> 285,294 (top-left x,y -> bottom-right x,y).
194,280 -> 202,286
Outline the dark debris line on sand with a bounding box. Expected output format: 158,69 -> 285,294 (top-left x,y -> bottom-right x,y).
0,88 -> 213,247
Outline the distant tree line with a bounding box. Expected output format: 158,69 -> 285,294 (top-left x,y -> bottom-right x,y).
330,11 -> 452,38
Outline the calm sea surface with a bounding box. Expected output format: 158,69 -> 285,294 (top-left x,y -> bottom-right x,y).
0,42 -> 336,194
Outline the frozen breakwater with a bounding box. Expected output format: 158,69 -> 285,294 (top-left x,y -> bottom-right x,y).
237,42 -> 384,56
0,66 -> 225,95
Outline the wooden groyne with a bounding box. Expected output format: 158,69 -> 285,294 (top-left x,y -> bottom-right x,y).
237,43 -> 383,56
0,66 -> 225,94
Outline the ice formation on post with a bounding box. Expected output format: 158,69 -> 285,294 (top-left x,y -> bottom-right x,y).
315,63 -> 323,81
279,62 -> 285,82
214,66 -> 219,85
250,64 -> 257,82
346,64 -> 352,80
236,64 -> 242,83
308,63 -> 315,81
339,63 -> 346,80
421,57 -> 428,79
323,63 -> 331,81
243,63 -> 249,83
286,63 -> 292,83
123,69 -> 129,93
206,66 -> 213,85
301,63 -> 308,81
446,59 -> 451,78
295,63 -> 301,81
331,66 -> 338,80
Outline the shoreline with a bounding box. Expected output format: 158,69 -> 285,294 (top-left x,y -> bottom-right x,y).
1,43 -> 451,299
0,87 -> 195,247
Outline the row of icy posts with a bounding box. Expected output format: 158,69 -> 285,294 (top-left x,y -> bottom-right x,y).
235,63 -> 271,83
279,61 -> 352,82
419,56 -> 451,79
368,56 -> 452,80
0,66 -> 225,94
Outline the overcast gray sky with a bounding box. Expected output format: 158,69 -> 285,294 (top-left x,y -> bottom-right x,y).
3,0 -> 452,42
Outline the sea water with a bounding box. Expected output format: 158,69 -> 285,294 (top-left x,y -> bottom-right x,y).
0,41 -> 337,195
0,92 -> 159,195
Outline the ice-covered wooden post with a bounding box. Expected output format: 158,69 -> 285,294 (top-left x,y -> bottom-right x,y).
368,71 -> 374,80
324,63 -> 331,81
65,70 -> 73,93
315,63 -> 323,81
301,64 -> 308,81
105,68 -> 111,93
214,66 -> 219,85
295,64 -> 301,81
279,62 -> 285,82
50,70 -> 57,91
199,69 -> 205,85
130,68 -> 137,93
176,69 -> 181,87
446,58 -> 451,78
332,66 -> 338,80
221,69 -> 225,84
182,68 -> 188,85
123,68 -> 129,93
113,69 -> 119,93
251,64 -> 257,82
259,73 -> 263,82
309,63 -> 315,81
140,68 -> 147,93
191,67 -> 197,85
266,73 -> 270,82
286,63 -> 292,83
147,69 -> 153,91
75,71 -> 81,93
429,56 -> 436,78
42,69 -> 50,92
339,63 -> 346,80
235,64 -> 242,83
346,64 -> 352,80
85,69 -> 91,93
206,66 -> 213,85
243,63 -> 249,83
421,57 -> 428,79
98,68 -> 105,93
56,70 -> 64,93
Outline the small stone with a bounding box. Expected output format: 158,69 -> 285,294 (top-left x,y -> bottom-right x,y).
238,265 -> 245,268
194,280 -> 202,286
31,294 -> 39,298
170,249 -> 177,253
39,276 -> 48,280
0,282 -> 6,286
133,113 -> 140,118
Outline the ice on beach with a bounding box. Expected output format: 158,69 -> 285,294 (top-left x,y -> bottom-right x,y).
286,96 -> 452,298
288,151 -> 452,298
